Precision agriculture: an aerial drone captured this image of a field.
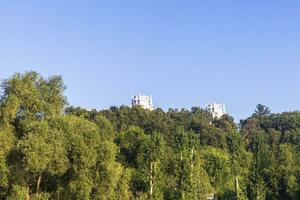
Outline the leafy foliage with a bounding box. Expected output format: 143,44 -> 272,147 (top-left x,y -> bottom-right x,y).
0,72 -> 300,199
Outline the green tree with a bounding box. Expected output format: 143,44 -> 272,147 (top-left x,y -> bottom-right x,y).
59,116 -> 98,199
137,132 -> 165,199
226,131 -> 251,199
253,104 -> 271,118
0,71 -> 67,198
92,115 -> 131,200
174,128 -> 212,199
247,132 -> 269,200
277,144 -> 299,199
202,147 -> 231,198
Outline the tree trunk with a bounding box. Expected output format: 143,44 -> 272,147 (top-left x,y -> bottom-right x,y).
191,147 -> 194,169
37,173 -> 42,192
235,176 -> 239,199
180,152 -> 183,162
26,187 -> 30,200
150,162 -> 153,198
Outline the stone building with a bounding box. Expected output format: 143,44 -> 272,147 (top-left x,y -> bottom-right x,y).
132,94 -> 154,111
206,103 -> 226,119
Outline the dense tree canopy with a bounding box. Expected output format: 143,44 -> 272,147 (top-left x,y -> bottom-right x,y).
0,72 -> 300,199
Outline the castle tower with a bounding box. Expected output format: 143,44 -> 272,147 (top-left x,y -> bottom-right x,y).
132,94 -> 154,111
206,103 -> 226,119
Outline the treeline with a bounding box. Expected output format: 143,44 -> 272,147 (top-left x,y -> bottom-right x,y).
0,72 -> 299,200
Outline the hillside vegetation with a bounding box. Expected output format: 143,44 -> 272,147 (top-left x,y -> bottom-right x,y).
0,72 -> 299,200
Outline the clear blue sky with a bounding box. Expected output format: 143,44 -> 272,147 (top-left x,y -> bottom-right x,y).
1,1 -> 300,121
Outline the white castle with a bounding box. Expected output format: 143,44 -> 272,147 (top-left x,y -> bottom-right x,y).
132,94 -> 154,111
131,95 -> 226,118
206,103 -> 226,119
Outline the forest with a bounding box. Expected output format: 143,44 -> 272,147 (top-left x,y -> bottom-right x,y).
0,71 -> 300,200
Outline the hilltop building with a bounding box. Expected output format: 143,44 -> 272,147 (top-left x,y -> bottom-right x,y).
206,103 -> 226,119
132,94 -> 154,111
